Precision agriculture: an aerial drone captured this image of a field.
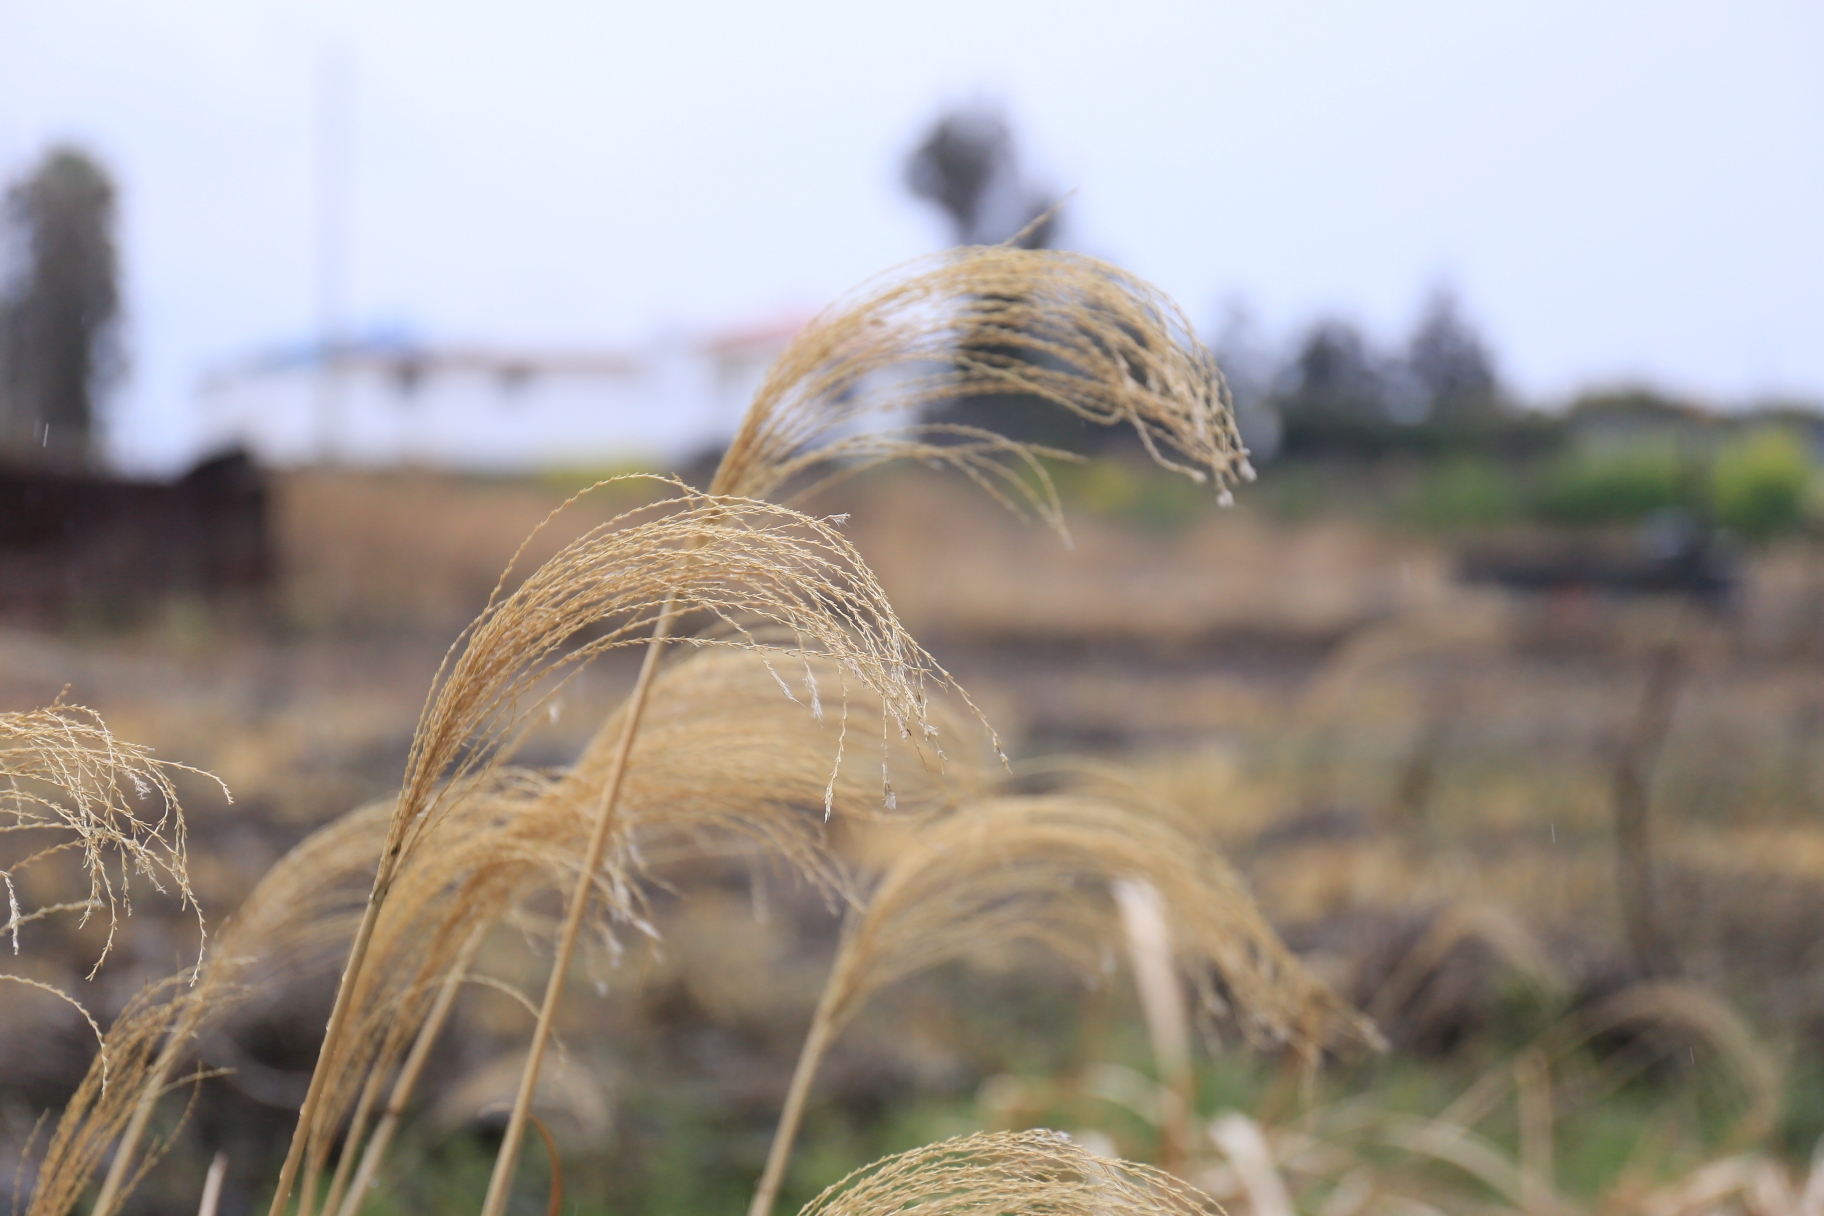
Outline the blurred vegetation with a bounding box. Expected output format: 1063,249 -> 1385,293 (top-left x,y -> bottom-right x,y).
1045,413 -> 1821,544
340,987 -> 1813,1216
892,104 -> 1824,551
1407,458 -> 1526,529
1535,443 -> 1691,526
1711,430 -> 1816,539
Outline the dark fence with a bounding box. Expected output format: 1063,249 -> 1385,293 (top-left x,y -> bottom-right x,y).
0,449 -> 272,623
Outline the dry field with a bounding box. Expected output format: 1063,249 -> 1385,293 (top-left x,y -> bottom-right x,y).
5,460 -> 1823,1216
4,249 -> 1822,1216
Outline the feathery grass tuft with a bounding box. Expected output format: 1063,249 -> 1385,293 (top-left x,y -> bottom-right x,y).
71,646 -> 977,1216
0,703 -> 218,1216
1,702 -> 219,976
27,979 -> 210,1216
712,245 -> 1252,529
477,246 -> 1246,1213
394,481 -> 963,872
796,1130 -> 1223,1216
829,797 -> 1374,1055
84,799 -> 391,1216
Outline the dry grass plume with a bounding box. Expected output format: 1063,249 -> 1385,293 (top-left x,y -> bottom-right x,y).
1,702 -> 219,976
797,1129 -> 1223,1216
713,245 -> 1252,528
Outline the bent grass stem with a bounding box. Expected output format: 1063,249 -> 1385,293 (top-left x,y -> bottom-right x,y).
331,928 -> 486,1216
748,979 -> 840,1216
477,608 -> 675,1216
266,870 -> 395,1216
91,1000 -> 202,1216
315,1059 -> 385,1216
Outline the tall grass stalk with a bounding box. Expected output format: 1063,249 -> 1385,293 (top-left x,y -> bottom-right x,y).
329,927 -> 486,1216
475,608 -> 673,1216
266,847 -> 394,1216
1112,878 -> 1193,1174
196,1154 -> 227,1216
748,965 -> 844,1216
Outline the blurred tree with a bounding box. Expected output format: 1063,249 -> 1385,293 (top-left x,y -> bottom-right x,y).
905,106 -> 1057,249
1407,289 -> 1500,424
1266,293 -> 1548,460
1271,320 -> 1398,455
0,146 -> 122,467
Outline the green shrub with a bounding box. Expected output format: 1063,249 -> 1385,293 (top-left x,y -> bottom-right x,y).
1411,458 -> 1523,528
1536,443 -> 1687,525
1710,428 -> 1814,539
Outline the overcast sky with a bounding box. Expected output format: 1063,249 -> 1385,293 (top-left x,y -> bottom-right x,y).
4,0 -> 1821,472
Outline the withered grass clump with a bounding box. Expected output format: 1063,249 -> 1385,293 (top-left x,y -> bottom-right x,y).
78,800 -> 392,1216
832,796 -> 1373,1055
266,485 -> 969,1216
308,651 -> 980,1216
798,1130 -> 1221,1216
25,978 -> 209,1216
63,649 -> 973,1216
31,244 -> 1282,1216
469,242 -> 1253,1216
0,704 -> 219,1216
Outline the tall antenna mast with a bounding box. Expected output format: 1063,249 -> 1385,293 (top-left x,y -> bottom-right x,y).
314,46 -> 353,465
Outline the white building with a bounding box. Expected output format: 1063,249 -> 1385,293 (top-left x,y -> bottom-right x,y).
195,316 -> 806,472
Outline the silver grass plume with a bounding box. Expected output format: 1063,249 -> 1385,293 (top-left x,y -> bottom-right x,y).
712,245 -> 1253,529
796,1130 -> 1223,1216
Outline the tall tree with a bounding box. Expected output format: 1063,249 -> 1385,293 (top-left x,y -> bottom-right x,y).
0,146 -> 122,466
1406,288 -> 1499,424
905,106 -> 1057,249
906,107 -> 1086,450
1271,319 -> 1398,454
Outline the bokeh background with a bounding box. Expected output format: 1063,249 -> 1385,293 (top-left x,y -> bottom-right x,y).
4,3 -> 1824,1215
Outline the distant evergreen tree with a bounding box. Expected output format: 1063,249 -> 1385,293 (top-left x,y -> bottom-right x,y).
1406,289 -> 1499,425
0,146 -> 121,467
1272,320 -> 1399,455
1264,291 -> 1540,458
